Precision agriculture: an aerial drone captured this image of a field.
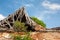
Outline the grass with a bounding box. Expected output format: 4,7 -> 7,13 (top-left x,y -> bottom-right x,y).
13,32 -> 32,40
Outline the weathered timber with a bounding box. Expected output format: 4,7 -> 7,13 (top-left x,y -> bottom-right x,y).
0,7 -> 45,31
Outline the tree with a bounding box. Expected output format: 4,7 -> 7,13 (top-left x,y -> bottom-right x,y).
13,21 -> 27,32
31,17 -> 46,28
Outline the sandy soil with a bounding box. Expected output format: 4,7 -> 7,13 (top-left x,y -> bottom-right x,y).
0,32 -> 60,40
31,32 -> 60,40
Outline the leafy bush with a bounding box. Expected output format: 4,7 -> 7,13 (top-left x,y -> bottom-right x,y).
13,21 -> 27,32
13,32 -> 32,40
13,35 -> 22,40
31,17 -> 46,28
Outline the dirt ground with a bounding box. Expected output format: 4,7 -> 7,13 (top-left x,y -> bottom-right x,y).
31,32 -> 60,40
0,32 -> 60,40
42,32 -> 60,40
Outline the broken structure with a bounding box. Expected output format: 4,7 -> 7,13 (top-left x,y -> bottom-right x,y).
0,7 -> 45,31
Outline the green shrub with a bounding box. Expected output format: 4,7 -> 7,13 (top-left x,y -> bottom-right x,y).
13,35 -> 22,40
31,17 -> 46,28
13,32 -> 32,40
13,21 -> 27,32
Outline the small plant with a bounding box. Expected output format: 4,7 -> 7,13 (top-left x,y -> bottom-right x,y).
31,17 -> 46,28
13,21 -> 27,32
13,32 -> 32,40
13,35 -> 22,40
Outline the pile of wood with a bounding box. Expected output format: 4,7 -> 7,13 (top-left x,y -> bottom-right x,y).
0,7 -> 45,32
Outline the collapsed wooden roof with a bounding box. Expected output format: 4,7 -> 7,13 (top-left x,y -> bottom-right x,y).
0,7 -> 37,31
0,7 -> 45,32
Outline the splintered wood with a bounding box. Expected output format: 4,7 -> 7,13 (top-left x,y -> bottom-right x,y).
0,7 -> 45,31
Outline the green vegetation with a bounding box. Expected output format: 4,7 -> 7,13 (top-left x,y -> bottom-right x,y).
13,35 -> 22,40
14,21 -> 27,32
13,32 -> 32,40
31,17 -> 46,28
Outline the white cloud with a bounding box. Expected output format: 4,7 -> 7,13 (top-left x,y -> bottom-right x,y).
25,4 -> 31,7
24,4 -> 33,7
37,0 -> 60,20
0,14 -> 6,20
35,10 -> 57,20
42,0 -> 60,10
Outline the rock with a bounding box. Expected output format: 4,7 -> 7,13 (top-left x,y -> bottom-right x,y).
51,27 -> 60,30
46,27 -> 60,30
35,24 -> 45,31
0,7 -> 45,31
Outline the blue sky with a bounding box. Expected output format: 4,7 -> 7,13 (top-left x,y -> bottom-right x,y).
0,0 -> 60,28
